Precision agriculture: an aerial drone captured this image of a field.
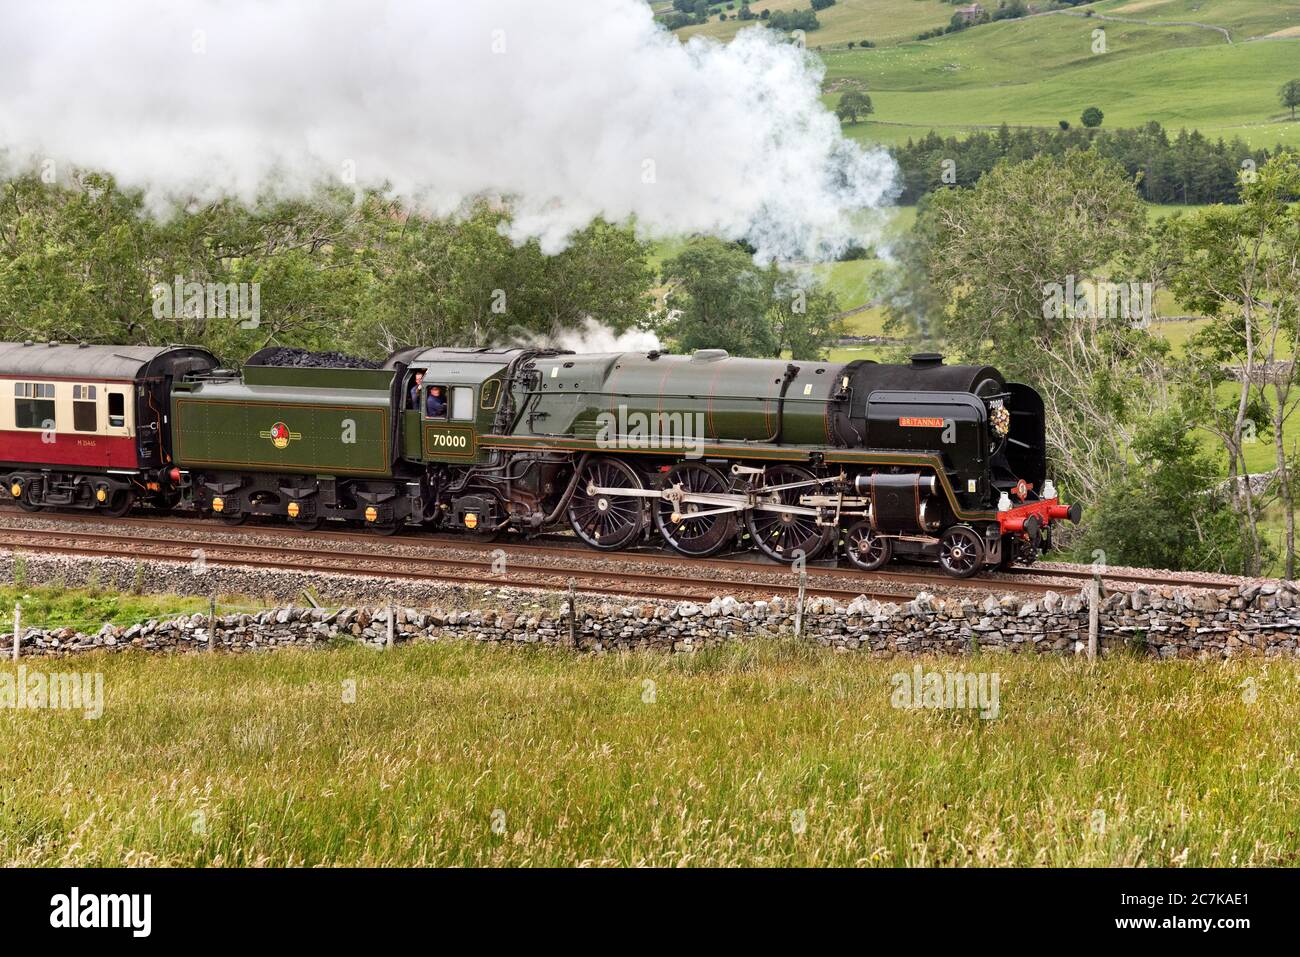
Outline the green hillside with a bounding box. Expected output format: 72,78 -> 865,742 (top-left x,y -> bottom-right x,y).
674,0 -> 958,47
663,1 -> 1300,148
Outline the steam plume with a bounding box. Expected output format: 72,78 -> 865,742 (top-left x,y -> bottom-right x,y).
0,0 -> 898,261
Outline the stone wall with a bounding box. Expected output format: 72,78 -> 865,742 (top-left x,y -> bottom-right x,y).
5,580 -> 1300,661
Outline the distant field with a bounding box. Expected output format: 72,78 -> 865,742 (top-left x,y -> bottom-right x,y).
663,1 -> 1300,151
824,11 -> 1300,150
5,640 -> 1298,866
674,0 -> 957,48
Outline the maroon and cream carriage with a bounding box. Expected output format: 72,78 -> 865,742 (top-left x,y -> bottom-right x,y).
0,341 -> 217,514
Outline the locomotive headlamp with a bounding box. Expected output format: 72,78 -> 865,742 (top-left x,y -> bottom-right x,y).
1042,479 -> 1057,500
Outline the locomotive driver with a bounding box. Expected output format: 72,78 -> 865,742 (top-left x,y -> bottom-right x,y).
408,372 -> 424,409
426,384 -> 447,417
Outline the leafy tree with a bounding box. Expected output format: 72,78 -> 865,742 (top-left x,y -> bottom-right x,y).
656,239 -> 778,357
1281,79 -> 1300,121
888,150 -> 1160,505
1153,151 -> 1300,576
1080,106 -> 1104,128
765,275 -> 842,360
835,90 -> 873,125
0,172 -> 654,363
1073,412 -> 1256,573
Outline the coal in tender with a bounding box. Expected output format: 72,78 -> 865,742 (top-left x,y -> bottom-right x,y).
252,346 -> 382,369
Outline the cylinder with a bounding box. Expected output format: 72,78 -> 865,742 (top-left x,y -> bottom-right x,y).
853,472 -> 939,534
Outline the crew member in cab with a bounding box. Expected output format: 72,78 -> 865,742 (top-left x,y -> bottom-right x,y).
426,384 -> 447,418
408,372 -> 424,410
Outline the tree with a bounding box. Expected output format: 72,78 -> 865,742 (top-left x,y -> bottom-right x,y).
765,271 -> 843,360
888,150 -> 1159,506
1080,107 -> 1104,128
0,172 -> 655,363
835,90 -> 873,125
657,239 -> 778,357
1154,151 -> 1300,577
1058,119 -> 1070,130
1281,79 -> 1300,121
1073,412 -> 1254,573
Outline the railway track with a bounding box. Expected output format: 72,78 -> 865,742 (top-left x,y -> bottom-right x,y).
0,506 -> 1238,600
0,524 -> 917,605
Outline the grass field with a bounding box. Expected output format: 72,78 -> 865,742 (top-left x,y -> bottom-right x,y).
0,583 -> 209,635
675,0 -> 958,48
828,18 -> 1300,150
3,639 -> 1298,866
664,1 -> 1300,151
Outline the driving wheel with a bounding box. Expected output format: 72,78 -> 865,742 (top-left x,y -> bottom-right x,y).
745,465 -> 834,563
567,457 -> 646,550
653,462 -> 736,557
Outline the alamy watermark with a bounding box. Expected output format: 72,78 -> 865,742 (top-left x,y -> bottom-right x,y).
1,666 -> 103,719
890,665 -> 1000,719
1042,275 -> 1153,327
596,404 -> 706,459
152,276 -> 261,328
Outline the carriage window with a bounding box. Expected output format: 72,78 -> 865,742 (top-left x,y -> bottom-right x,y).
73,384 -> 97,432
14,382 -> 55,430
108,391 -> 126,428
450,386 -> 474,421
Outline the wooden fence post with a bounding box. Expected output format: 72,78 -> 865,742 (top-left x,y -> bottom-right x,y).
1088,571 -> 1100,661
11,603 -> 19,662
207,596 -> 216,653
567,579 -> 577,647
794,569 -> 807,639
386,604 -> 395,650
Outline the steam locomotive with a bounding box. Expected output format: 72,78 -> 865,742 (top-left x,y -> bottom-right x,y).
0,340 -> 1078,577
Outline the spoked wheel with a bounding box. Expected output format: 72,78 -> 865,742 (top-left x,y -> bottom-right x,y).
938,525 -> 985,579
654,462 -> 736,557
567,457 -> 647,550
744,465 -> 835,563
101,489 -> 135,518
843,520 -> 893,571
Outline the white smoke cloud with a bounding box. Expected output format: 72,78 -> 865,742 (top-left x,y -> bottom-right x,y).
0,0 -> 897,262
513,317 -> 663,355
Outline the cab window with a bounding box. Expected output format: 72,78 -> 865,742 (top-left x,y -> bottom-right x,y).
407,370 -> 426,410
450,386 -> 474,421
424,385 -> 449,419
